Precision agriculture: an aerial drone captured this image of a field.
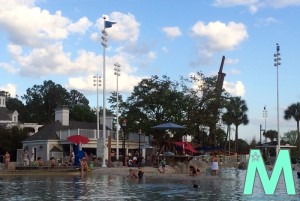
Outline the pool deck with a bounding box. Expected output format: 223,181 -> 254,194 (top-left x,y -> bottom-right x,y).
0,165 -> 81,176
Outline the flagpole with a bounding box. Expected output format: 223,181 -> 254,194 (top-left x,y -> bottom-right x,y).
102,17 -> 107,168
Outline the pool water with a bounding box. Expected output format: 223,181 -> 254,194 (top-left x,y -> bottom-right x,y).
1,168 -> 300,201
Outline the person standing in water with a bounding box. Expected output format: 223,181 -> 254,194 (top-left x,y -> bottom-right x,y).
211,153 -> 219,176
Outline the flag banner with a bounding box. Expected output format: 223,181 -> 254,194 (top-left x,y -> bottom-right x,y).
105,21 -> 117,28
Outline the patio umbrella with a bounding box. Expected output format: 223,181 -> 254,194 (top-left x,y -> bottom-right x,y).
152,122 -> 186,130
141,144 -> 153,149
67,135 -> 90,144
163,151 -> 175,156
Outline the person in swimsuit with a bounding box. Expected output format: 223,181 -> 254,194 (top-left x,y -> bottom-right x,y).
137,165 -> 144,179
189,166 -> 197,176
4,151 -> 10,170
128,165 -> 144,179
211,153 -> 219,176
80,157 -> 89,174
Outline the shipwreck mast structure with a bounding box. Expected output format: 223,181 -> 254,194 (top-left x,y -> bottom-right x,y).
208,56 -> 226,147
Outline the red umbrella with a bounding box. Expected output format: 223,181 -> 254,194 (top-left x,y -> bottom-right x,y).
67,135 -> 90,144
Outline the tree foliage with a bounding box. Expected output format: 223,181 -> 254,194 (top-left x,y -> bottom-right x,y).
263,130 -> 278,142
21,80 -> 95,123
284,102 -> 300,150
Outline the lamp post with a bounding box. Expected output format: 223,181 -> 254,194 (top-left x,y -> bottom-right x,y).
101,17 -> 108,167
274,43 -> 281,155
121,119 -> 127,166
263,105 -> 267,143
138,129 -> 141,157
114,62 -> 121,161
93,75 -> 101,139
260,124 -> 265,152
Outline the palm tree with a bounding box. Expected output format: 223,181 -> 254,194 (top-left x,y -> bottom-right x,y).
263,130 -> 278,142
228,97 -> 249,154
284,102 -> 300,150
222,104 -> 234,151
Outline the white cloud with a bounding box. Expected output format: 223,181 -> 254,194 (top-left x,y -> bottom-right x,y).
0,63 -> 20,74
213,0 -> 300,13
148,51 -> 157,60
225,58 -> 239,65
190,21 -> 248,65
162,26 -> 182,39
90,32 -> 99,42
255,17 -> 280,26
213,0 -> 262,13
95,12 -> 140,43
0,83 -> 17,97
67,17 -> 92,34
224,80 -> 245,96
0,3 -> 151,97
268,0 -> 300,8
192,21 -> 248,52
0,0 -> 93,48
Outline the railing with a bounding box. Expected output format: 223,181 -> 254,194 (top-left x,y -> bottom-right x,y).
58,129 -> 149,143
59,129 -> 98,140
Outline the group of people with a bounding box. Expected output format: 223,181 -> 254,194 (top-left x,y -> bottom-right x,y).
128,165 -> 144,179
188,153 -> 219,177
125,154 -> 145,167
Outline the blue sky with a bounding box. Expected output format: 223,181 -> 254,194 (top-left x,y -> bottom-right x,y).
1,0 -> 300,142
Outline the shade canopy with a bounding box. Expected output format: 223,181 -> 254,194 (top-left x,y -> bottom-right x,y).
173,141 -> 197,153
67,135 -> 90,144
163,151 -> 175,156
152,122 -> 186,130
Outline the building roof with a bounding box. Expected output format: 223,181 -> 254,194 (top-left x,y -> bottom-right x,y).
0,107 -> 14,121
23,120 -> 106,142
50,145 -> 63,152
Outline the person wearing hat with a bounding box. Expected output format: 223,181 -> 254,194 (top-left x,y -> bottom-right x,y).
80,157 -> 89,174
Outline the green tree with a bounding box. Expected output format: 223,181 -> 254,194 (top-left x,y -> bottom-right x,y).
182,72 -> 227,147
228,97 -> 249,154
68,89 -> 95,122
21,80 -> 95,123
22,80 -> 69,123
263,130 -> 278,142
284,102 -> 300,150
125,75 -> 189,137
222,99 -> 235,150
282,130 -> 298,146
0,126 -> 29,161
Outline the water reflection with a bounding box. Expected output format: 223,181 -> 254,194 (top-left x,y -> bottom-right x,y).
0,169 -> 300,200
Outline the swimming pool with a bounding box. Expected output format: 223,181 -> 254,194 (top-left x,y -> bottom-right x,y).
0,168 -> 300,200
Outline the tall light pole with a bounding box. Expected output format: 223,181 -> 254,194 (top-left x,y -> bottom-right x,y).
274,43 -> 281,155
263,105 -> 267,143
139,129 -> 141,157
114,62 -> 121,161
93,75 -> 101,139
101,17 -> 108,168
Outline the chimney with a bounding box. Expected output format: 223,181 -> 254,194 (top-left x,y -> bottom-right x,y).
55,106 -> 69,126
0,91 -> 7,108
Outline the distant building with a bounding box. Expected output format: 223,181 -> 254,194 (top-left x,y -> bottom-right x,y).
0,91 -> 42,133
0,91 -> 19,127
21,106 -> 149,164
